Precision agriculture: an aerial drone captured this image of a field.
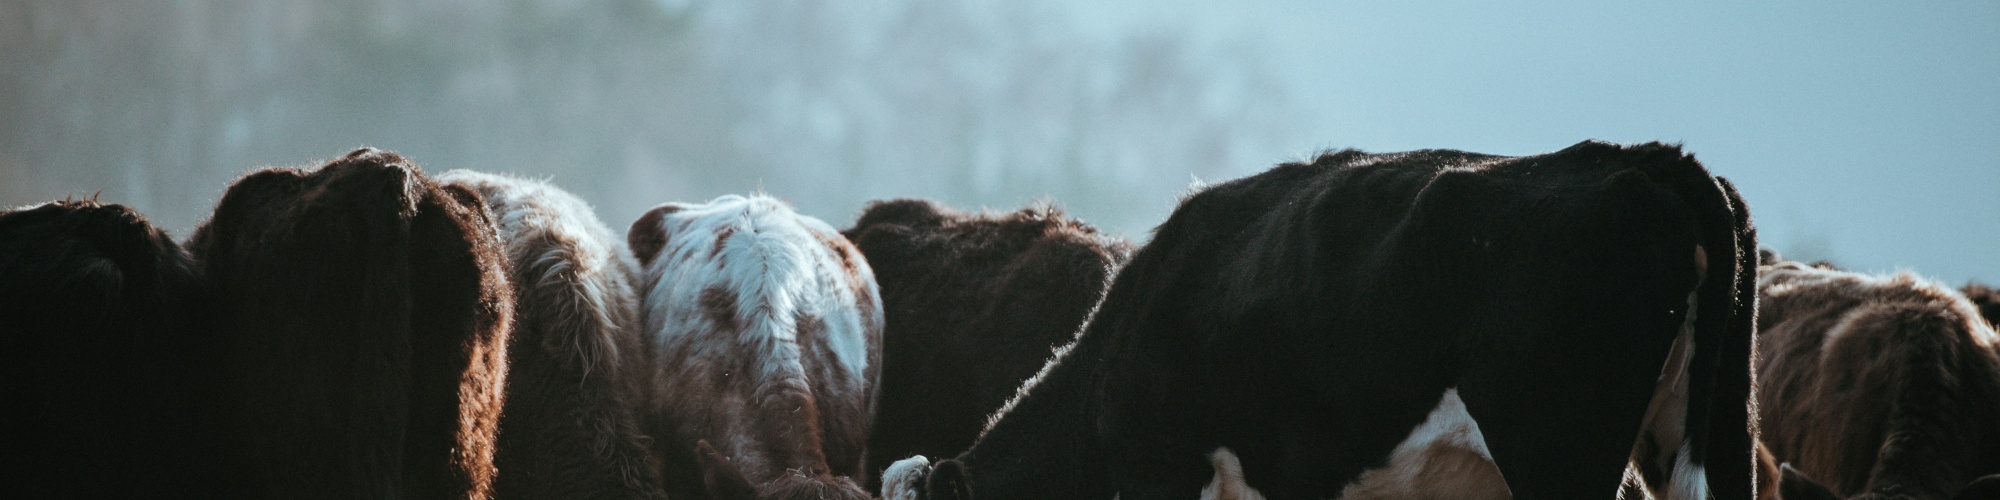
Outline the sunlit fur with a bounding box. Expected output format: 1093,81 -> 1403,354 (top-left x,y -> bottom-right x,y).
438,170 -> 666,499
630,194 -> 882,500
844,199 -> 1131,488
186,148 -> 513,499
1755,257 -> 2000,499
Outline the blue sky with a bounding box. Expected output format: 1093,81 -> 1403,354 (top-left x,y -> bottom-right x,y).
4,0 -> 1992,284
1070,0 -> 1999,284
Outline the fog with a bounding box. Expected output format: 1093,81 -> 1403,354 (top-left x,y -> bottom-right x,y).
4,0 -> 1994,283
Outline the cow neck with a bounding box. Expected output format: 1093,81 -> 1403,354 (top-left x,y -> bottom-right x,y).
950,328 -> 1114,499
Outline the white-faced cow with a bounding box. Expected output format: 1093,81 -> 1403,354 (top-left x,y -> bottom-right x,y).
437,170 -> 667,499
0,199 -> 226,496
882,141 -> 1761,499
628,194 -> 883,500
842,199 -> 1132,489
187,148 -> 514,499
1754,255 -> 2000,500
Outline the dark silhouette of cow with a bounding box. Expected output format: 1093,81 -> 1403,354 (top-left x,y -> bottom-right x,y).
882,141 -> 1761,499
1755,255 -> 2000,500
187,148 -> 514,499
0,198 -> 225,496
628,194 -> 883,500
1963,283 -> 1999,329
439,170 -> 667,499
842,199 -> 1131,489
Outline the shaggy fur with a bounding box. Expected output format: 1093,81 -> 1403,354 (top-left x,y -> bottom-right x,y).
882,141 -> 1761,499
842,199 -> 1131,488
0,199 -> 224,496
186,148 -> 514,499
629,194 -> 884,500
438,171 -> 666,499
1755,258 -> 2000,499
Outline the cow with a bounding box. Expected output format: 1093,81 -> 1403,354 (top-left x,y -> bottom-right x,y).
842,199 -> 1132,489
627,194 -> 884,500
1754,255 -> 2000,500
186,148 -> 514,499
1963,283 -> 1998,329
437,170 -> 667,499
881,140 -> 1761,499
0,198 -> 225,496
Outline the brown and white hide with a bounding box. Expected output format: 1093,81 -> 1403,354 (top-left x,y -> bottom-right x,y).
628,194 -> 883,500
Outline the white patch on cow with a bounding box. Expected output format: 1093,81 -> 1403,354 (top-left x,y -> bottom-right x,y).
636,194 -> 877,386
1338,389 -> 1510,500
1628,289 -> 1706,499
880,455 -> 931,500
631,193 -> 883,478
1200,447 -> 1268,500
1669,444 -> 1709,500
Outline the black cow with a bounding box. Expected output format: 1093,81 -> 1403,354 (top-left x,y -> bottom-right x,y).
1755,255 -> 2000,500
187,148 -> 514,499
882,140 -> 1760,499
843,199 -> 1131,489
439,170 -> 667,499
0,199 -> 225,496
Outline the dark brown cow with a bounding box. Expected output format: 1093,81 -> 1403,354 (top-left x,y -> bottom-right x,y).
842,199 -> 1131,488
1756,255 -> 2000,500
439,170 -> 666,499
187,148 -> 514,499
628,194 -> 883,500
0,199 -> 226,496
1963,283 -> 1999,329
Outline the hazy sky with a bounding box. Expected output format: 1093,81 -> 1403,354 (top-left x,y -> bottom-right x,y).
4,0 -> 1994,284
1069,0 -> 1999,284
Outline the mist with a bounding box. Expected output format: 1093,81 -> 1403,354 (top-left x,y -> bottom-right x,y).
4,0 -> 1994,284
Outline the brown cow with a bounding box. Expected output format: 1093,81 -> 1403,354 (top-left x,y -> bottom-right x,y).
188,148 -> 514,499
842,199 -> 1131,489
1756,255 -> 2000,500
1963,283 -> 1998,329
439,170 -> 667,499
0,199 -> 226,496
628,194 -> 883,500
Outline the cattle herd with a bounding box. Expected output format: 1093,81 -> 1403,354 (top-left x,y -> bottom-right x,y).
2,141 -> 1996,500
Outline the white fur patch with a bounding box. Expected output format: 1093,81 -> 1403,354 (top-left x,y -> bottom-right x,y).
1669,444 -> 1709,500
632,193 -> 885,479
1627,290 -> 1705,499
1201,448 -> 1268,500
1338,389 -> 1510,500
881,455 -> 932,500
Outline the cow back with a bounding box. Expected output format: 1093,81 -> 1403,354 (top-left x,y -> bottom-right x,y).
439,170 -> 667,500
1756,261 -> 2000,499
0,199 -> 224,495
844,199 -> 1130,488
188,148 -> 513,499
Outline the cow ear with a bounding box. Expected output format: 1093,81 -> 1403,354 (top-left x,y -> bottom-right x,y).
628,204 -> 683,268
1778,464 -> 1839,500
696,440 -> 758,500
926,458 -> 974,500
1954,474 -> 2000,500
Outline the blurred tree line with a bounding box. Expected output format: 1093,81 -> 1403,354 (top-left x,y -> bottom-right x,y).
1,0 -> 1298,237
